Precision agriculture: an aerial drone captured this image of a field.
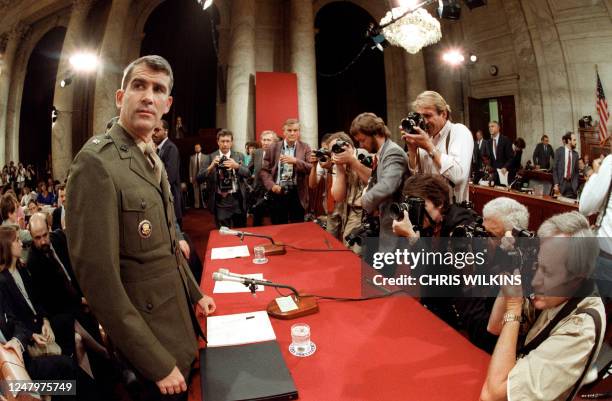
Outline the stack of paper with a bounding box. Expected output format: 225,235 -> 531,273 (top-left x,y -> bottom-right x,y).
211,245 -> 250,260
207,311 -> 276,347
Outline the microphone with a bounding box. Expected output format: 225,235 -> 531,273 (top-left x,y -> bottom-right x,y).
218,227 -> 286,256
211,271 -> 318,319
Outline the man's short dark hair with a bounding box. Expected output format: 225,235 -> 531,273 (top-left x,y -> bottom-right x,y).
350,112 -> 391,138
402,174 -> 450,212
514,137 -> 526,150
562,131 -> 574,144
541,134 -> 549,141
161,119 -> 169,130
217,129 -> 233,141
121,55 -> 174,92
283,118 -> 299,128
57,184 -> 66,193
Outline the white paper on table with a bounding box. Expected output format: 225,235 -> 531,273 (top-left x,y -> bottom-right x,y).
207,310 -> 276,347
275,296 -> 299,312
211,245 -> 250,260
497,168 -> 509,186
213,273 -> 265,294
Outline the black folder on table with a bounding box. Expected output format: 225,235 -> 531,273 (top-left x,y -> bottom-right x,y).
200,340 -> 299,401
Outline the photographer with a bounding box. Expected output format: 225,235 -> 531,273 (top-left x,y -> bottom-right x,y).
392,174 -> 480,325
403,91 -> 473,203
248,130 -> 279,226
308,133 -> 340,236
480,212 -> 604,401
197,129 -> 250,228
351,112 -> 408,255
328,132 -> 370,252
260,119 -> 312,224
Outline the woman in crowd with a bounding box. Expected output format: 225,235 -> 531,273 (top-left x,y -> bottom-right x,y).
36,182 -> 55,206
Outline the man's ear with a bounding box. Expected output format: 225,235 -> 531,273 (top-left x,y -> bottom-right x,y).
164,96 -> 173,114
116,89 -> 124,109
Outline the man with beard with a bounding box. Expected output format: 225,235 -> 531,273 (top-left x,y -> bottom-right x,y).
553,131 -> 580,198
350,112 -> 407,269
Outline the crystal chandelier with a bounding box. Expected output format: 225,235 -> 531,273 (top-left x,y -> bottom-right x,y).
380,7 -> 442,54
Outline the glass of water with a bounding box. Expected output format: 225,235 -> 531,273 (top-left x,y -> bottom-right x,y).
252,245 -> 268,264
291,323 -> 311,353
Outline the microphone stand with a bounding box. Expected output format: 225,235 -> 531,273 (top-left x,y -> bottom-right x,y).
236,231 -> 286,256
240,277 -> 318,320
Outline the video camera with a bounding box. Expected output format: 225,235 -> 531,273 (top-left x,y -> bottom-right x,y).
389,196 -> 426,232
331,140 -> 350,154
358,153 -> 373,168
400,112 -> 426,135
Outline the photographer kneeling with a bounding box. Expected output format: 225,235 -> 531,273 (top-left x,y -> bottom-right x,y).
480,212 -> 605,401
392,174 -> 480,326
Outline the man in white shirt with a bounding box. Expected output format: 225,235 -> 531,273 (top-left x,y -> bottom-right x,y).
404,91 -> 474,203
189,144 -> 205,208
580,150 -> 612,298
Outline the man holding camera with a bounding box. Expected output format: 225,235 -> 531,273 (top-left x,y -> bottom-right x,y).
308,133 -> 341,236
351,112 -> 408,257
481,212 -> 604,401
197,129 -> 250,228
248,130 -> 278,226
403,91 -> 473,203
260,119 -> 312,225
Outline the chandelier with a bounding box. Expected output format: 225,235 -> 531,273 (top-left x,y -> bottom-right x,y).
380,7 -> 442,54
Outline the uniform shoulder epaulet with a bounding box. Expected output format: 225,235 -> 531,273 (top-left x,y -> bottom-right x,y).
84,133 -> 113,153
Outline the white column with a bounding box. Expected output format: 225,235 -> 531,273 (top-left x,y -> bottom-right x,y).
51,0 -> 94,181
404,52 -> 427,110
92,0 -> 131,135
226,0 -> 256,153
0,23 -> 28,167
289,0 -> 318,148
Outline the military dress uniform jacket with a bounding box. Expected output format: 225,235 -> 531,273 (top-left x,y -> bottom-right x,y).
65,124 -> 204,382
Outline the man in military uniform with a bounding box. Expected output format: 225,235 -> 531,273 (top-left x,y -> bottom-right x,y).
66,55 -> 215,400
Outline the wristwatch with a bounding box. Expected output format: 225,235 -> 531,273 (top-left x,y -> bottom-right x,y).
502,312 -> 522,326
428,147 -> 439,159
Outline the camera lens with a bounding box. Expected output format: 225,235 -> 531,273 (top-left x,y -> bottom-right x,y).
389,203 -> 407,221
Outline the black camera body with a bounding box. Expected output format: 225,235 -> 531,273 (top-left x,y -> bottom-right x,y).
331,140 -> 350,154
400,112 -> 427,134
216,155 -> 233,192
315,148 -> 331,162
389,196 -> 426,231
345,214 -> 380,247
451,221 -> 489,238
358,153 -> 373,168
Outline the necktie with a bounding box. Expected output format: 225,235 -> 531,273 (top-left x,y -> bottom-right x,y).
493,138 -> 497,160
566,150 -> 571,179
144,143 -> 162,184
372,154 -> 378,172
325,171 -> 335,214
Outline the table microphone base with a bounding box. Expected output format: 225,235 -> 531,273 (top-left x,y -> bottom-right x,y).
262,243 -> 286,256
267,295 -> 319,320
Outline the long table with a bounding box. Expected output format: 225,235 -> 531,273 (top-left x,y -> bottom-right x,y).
470,184 -> 582,231
194,222 -> 489,401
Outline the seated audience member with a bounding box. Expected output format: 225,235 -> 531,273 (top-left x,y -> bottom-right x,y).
0,226 -> 75,358
0,273 -> 76,386
308,133 -> 341,237
507,137 -> 525,184
580,152 -> 612,298
19,185 -> 36,208
36,182 -> 55,206
480,212 -> 605,401
1,193 -> 32,261
392,174 -> 481,327
51,184 -> 66,231
27,199 -> 40,217
329,132 -> 370,252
